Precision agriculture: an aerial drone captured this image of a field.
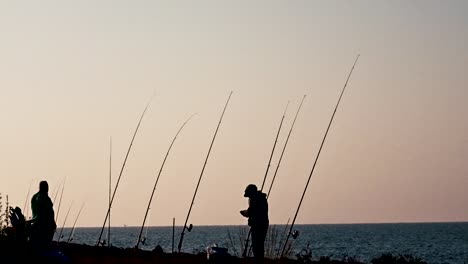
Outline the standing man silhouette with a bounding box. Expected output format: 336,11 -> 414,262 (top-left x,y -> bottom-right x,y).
240,184 -> 269,260
29,181 -> 57,249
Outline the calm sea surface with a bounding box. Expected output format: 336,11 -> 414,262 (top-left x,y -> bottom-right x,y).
58,223 -> 468,264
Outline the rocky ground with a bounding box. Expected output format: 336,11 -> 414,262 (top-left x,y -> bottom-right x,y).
0,240 -> 429,264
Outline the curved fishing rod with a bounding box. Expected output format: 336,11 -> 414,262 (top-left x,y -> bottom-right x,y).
108,137 -> 112,247
242,101 -> 290,257
280,55 -> 360,258
67,202 -> 85,243
96,97 -> 153,246
178,91 -> 233,252
136,113 -> 196,248
57,201 -> 73,242
267,94 -> 306,198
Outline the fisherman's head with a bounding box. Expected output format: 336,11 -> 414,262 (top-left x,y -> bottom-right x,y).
39,181 -> 49,193
244,184 -> 257,198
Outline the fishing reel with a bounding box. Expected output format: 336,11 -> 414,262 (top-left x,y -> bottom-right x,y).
291,230 -> 300,239
99,239 -> 107,246
187,224 -> 193,232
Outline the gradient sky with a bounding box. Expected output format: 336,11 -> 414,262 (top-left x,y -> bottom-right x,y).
0,0 -> 467,227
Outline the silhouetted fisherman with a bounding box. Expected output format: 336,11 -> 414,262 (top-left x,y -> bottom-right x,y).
28,181 -> 57,250
240,184 -> 269,260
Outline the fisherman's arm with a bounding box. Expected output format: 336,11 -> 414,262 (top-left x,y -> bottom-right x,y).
240,209 -> 249,217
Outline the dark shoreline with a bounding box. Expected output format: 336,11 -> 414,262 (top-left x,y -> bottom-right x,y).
1,241 -> 430,264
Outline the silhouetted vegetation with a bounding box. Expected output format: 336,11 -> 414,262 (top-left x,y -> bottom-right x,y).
227,225 -> 295,259
371,254 -> 427,264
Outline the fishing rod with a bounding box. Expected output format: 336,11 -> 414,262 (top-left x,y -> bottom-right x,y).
267,94 -> 306,198
241,101 -> 290,257
67,202 -> 85,243
136,113 -> 196,248
57,201 -> 73,242
260,101 -> 289,191
52,177 -> 65,205
51,181 -> 59,204
172,217 -> 175,253
177,91 -> 233,252
96,97 -> 153,246
142,211 -> 150,246
280,55 -> 360,258
55,178 -> 66,223
108,137 -> 112,247
23,179 -> 33,219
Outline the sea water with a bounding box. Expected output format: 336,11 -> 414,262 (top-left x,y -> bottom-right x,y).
58,222 -> 468,264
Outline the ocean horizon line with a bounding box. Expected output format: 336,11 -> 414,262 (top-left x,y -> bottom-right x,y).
67,220 -> 468,229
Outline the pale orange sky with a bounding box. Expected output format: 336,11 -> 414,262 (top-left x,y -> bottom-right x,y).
0,0 -> 467,227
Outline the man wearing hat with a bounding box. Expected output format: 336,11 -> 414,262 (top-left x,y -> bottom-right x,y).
240,184 -> 269,260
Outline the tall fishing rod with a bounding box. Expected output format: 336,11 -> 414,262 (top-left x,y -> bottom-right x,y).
241,101 -> 290,257
136,113 -> 196,248
178,91 -> 233,252
57,201 -> 73,242
267,94 -> 306,198
108,137 -> 112,247
280,55 -> 360,258
67,202 -> 85,243
96,97 -> 153,245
